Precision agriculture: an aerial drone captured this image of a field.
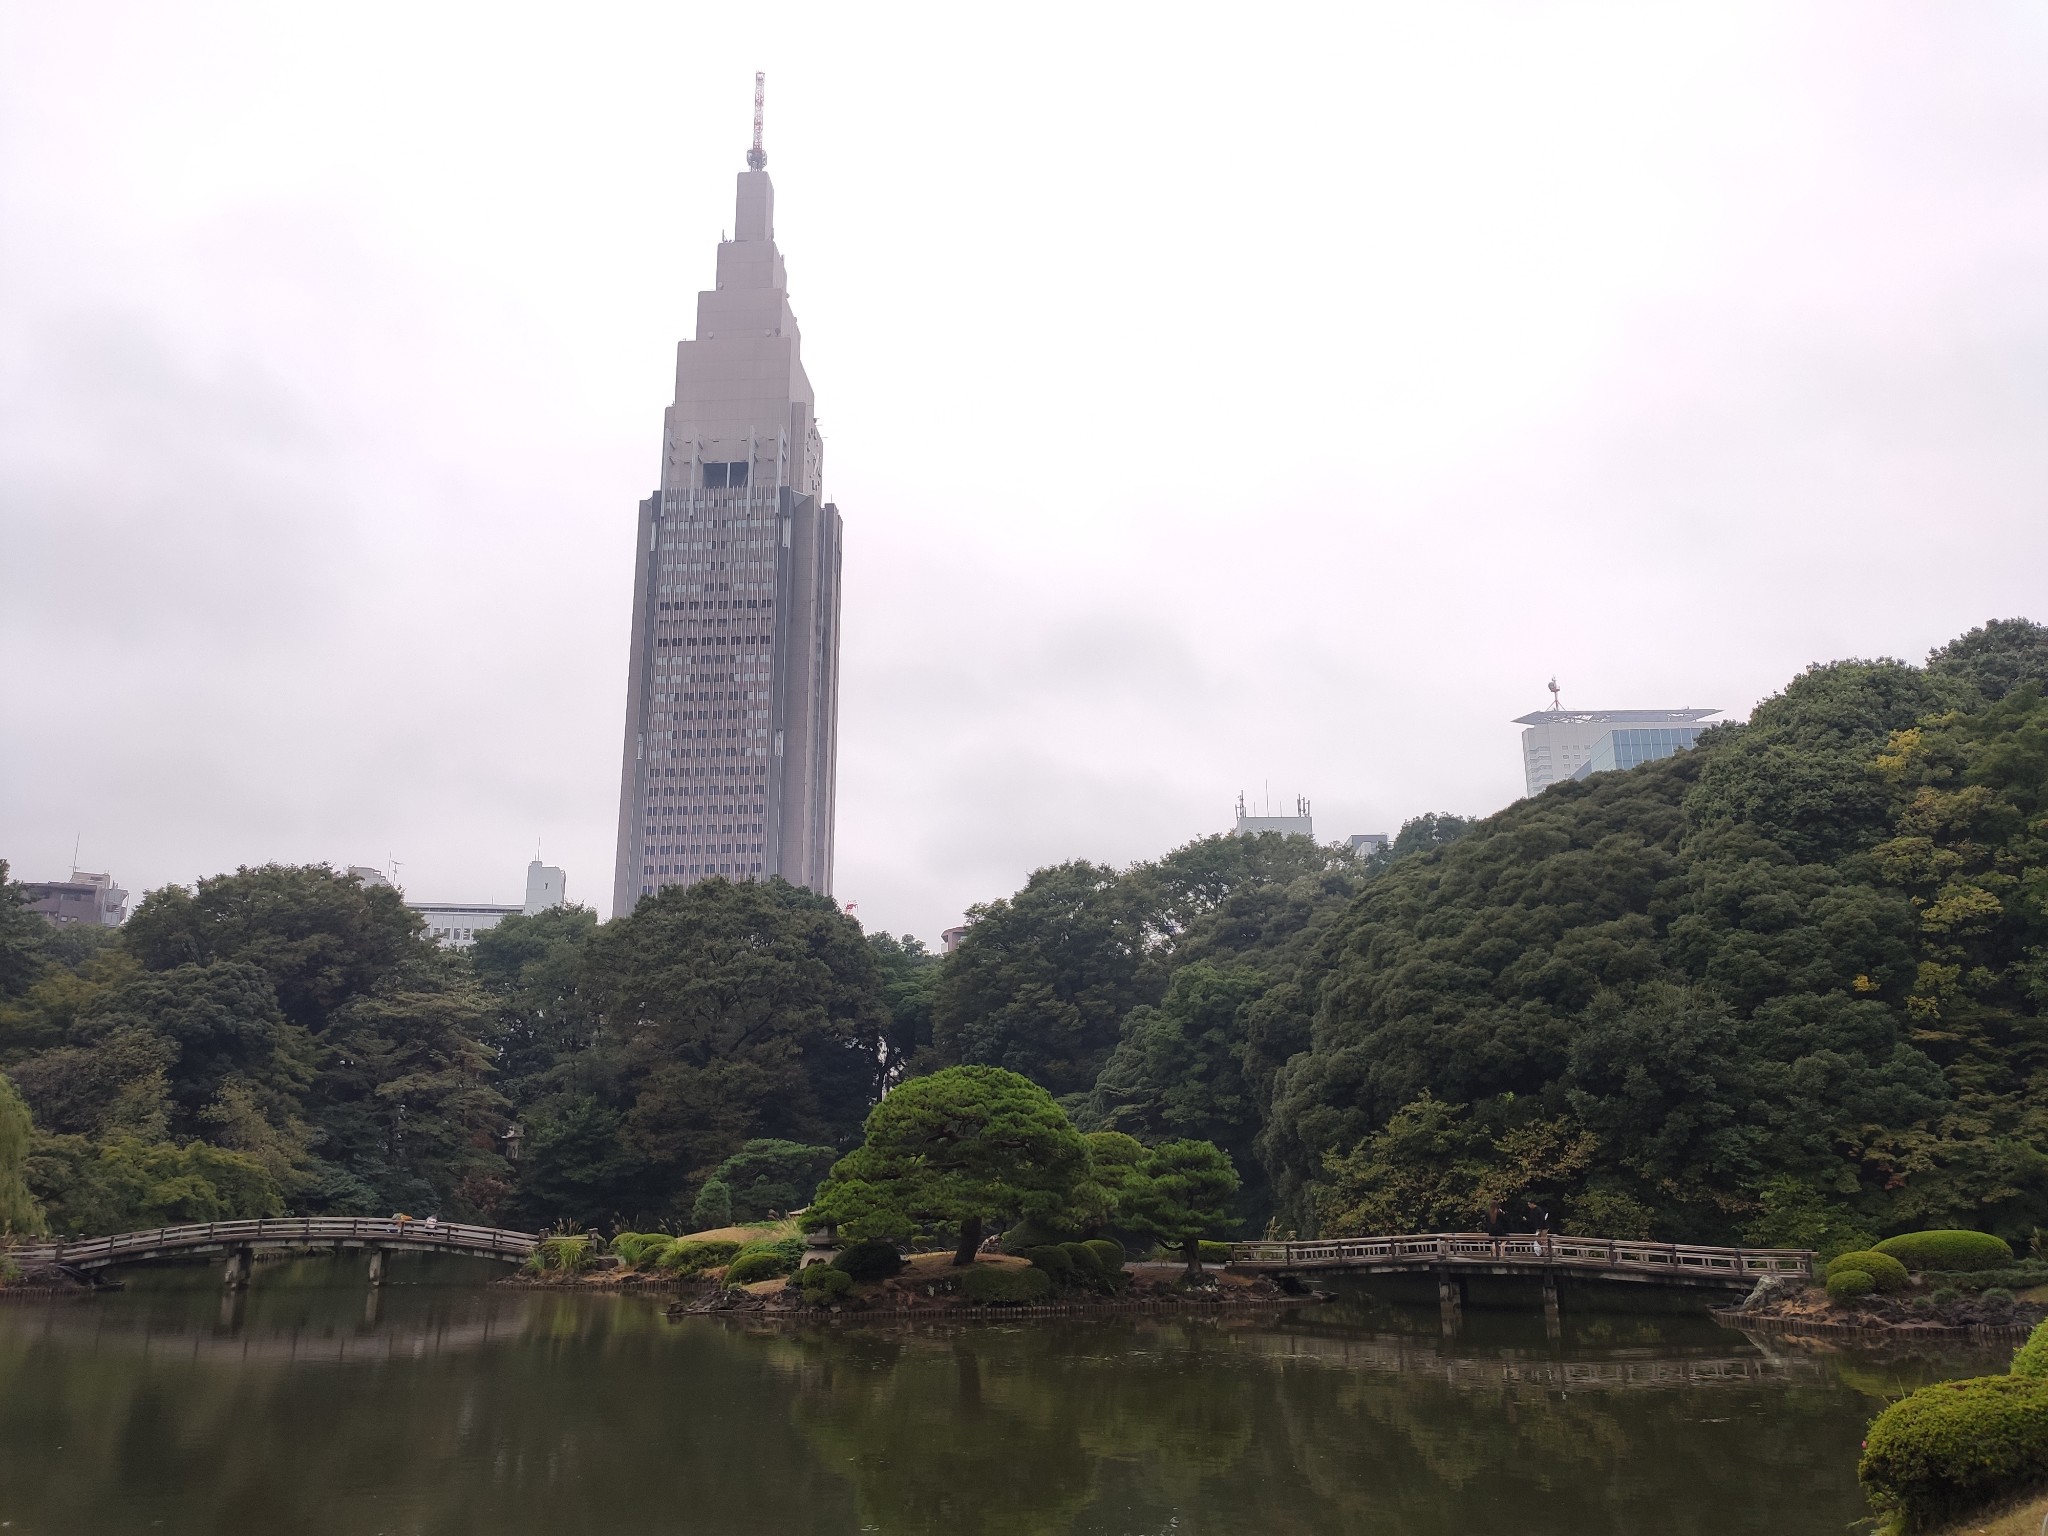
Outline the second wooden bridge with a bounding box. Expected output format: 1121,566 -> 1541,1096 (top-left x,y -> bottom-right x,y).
1228,1233 -> 1811,1290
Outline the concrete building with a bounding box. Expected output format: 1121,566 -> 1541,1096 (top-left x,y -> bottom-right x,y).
1347,833 -> 1390,858
1516,706 -> 1720,796
377,859 -> 571,948
613,81 -> 842,918
524,861 -> 566,915
21,869 -> 128,927
410,901 -> 519,948
1235,794 -> 1314,840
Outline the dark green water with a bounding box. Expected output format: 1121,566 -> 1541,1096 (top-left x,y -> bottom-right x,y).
0,1256 -> 2003,1535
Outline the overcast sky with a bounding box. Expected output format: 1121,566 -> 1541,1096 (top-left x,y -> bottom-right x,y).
3,2 -> 2045,942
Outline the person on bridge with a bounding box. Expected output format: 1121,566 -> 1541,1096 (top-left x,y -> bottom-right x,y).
424,1216 -> 438,1231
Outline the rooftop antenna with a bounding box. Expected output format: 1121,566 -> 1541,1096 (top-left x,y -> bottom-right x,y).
747,71 -> 767,170
1548,676 -> 1562,711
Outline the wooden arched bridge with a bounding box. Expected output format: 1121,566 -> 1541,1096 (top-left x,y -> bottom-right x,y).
1228,1233 -> 1812,1289
8,1217 -> 539,1287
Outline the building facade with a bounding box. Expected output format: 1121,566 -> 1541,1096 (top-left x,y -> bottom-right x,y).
358,859 -> 570,949
21,869 -> 128,927
612,114 -> 842,918
1515,707 -> 1719,796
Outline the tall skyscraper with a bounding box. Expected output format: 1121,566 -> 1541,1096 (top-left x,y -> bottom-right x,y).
611,81 -> 843,918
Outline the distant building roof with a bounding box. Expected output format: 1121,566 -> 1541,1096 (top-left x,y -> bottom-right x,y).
1512,707 -> 1720,727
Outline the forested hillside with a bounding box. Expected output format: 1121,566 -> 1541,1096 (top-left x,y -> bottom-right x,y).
3,618 -> 2042,1249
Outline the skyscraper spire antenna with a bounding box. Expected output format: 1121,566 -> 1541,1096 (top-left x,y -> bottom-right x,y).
747,71 -> 767,170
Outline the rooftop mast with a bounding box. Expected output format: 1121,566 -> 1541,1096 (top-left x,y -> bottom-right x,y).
747,71 -> 767,170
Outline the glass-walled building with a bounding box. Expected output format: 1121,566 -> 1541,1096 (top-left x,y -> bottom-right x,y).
1515,707 -> 1719,796
1570,725 -> 1709,781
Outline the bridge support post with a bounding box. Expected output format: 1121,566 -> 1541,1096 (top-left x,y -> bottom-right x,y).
1437,1269 -> 1463,1339
1542,1270 -> 1561,1344
222,1246 -> 253,1290
367,1246 -> 386,1287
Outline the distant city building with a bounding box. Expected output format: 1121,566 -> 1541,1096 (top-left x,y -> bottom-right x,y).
1515,702 -> 1720,796
524,861 -> 567,915
393,859 -> 571,948
1347,833 -> 1389,858
348,866 -> 392,888
409,901 -> 520,949
940,923 -> 971,955
1235,793 -> 1313,840
613,80 -> 842,917
21,868 -> 128,927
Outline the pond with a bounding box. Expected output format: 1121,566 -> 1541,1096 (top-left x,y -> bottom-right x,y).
0,1254 -> 2004,1535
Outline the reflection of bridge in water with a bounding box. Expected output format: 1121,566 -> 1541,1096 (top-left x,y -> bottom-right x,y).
4,1304 -> 522,1366
9,1218 -> 538,1288
1221,1326 -> 1823,1392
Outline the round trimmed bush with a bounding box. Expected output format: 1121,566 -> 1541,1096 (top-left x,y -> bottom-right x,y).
832,1239 -> 904,1283
1859,1374 -> 2048,1529
723,1245 -> 794,1287
797,1265 -> 853,1302
1083,1239 -> 1127,1276
1873,1230 -> 2014,1272
1199,1240 -> 1233,1264
2011,1319 -> 2048,1379
959,1265 -> 1054,1305
1059,1242 -> 1103,1279
1023,1245 -> 1075,1283
1827,1268 -> 1876,1302
1826,1251 -> 1909,1293
659,1238 -> 741,1277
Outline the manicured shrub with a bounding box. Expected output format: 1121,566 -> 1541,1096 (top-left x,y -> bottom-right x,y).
658,1238 -> 742,1277
2011,1319 -> 2048,1379
1199,1240 -> 1232,1264
832,1239 -> 904,1283
1826,1251 -> 1910,1293
1022,1245 -> 1074,1283
998,1219 -> 1078,1255
724,1246 -> 793,1287
1873,1230 -> 2015,1273
959,1265 -> 1054,1305
1827,1269 -> 1876,1302
1859,1374 -> 2048,1530
797,1264 -> 853,1302
1083,1239 -> 1127,1277
1060,1242 -> 1103,1278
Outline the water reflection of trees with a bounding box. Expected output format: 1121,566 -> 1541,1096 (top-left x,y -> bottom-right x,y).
748,1317 -> 1888,1536
0,1294 -> 2001,1536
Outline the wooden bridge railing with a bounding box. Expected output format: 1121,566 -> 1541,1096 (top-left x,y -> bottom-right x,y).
4,1216 -> 541,1268
1228,1233 -> 1812,1279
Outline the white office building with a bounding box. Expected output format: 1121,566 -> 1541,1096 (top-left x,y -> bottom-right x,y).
1516,707 -> 1720,797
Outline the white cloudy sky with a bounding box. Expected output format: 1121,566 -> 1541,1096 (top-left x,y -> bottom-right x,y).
3,2 -> 2045,941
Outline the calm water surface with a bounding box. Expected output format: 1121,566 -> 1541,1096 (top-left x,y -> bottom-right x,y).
0,1256 -> 2003,1535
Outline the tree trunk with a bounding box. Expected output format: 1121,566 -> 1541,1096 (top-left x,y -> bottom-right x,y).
952,1214 -> 983,1267
1183,1236 -> 1202,1276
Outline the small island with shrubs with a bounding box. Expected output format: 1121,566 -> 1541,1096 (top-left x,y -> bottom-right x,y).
509,1066 -> 1286,1316
1731,1228 -> 2048,1337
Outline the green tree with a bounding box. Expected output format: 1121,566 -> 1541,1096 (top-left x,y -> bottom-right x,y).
0,861 -> 46,1003
690,1176 -> 733,1231
1925,617 -> 2048,704
512,1096 -> 646,1229
123,863 -> 425,1034
810,1066 -> 1091,1265
0,1070 -> 46,1235
582,876 -> 885,1220
312,958 -> 509,1217
1124,1138 -> 1241,1274
28,1135 -> 280,1231
867,931 -> 941,1092
710,1138 -> 837,1220
468,904 -> 600,1096
932,862 -> 1154,1097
